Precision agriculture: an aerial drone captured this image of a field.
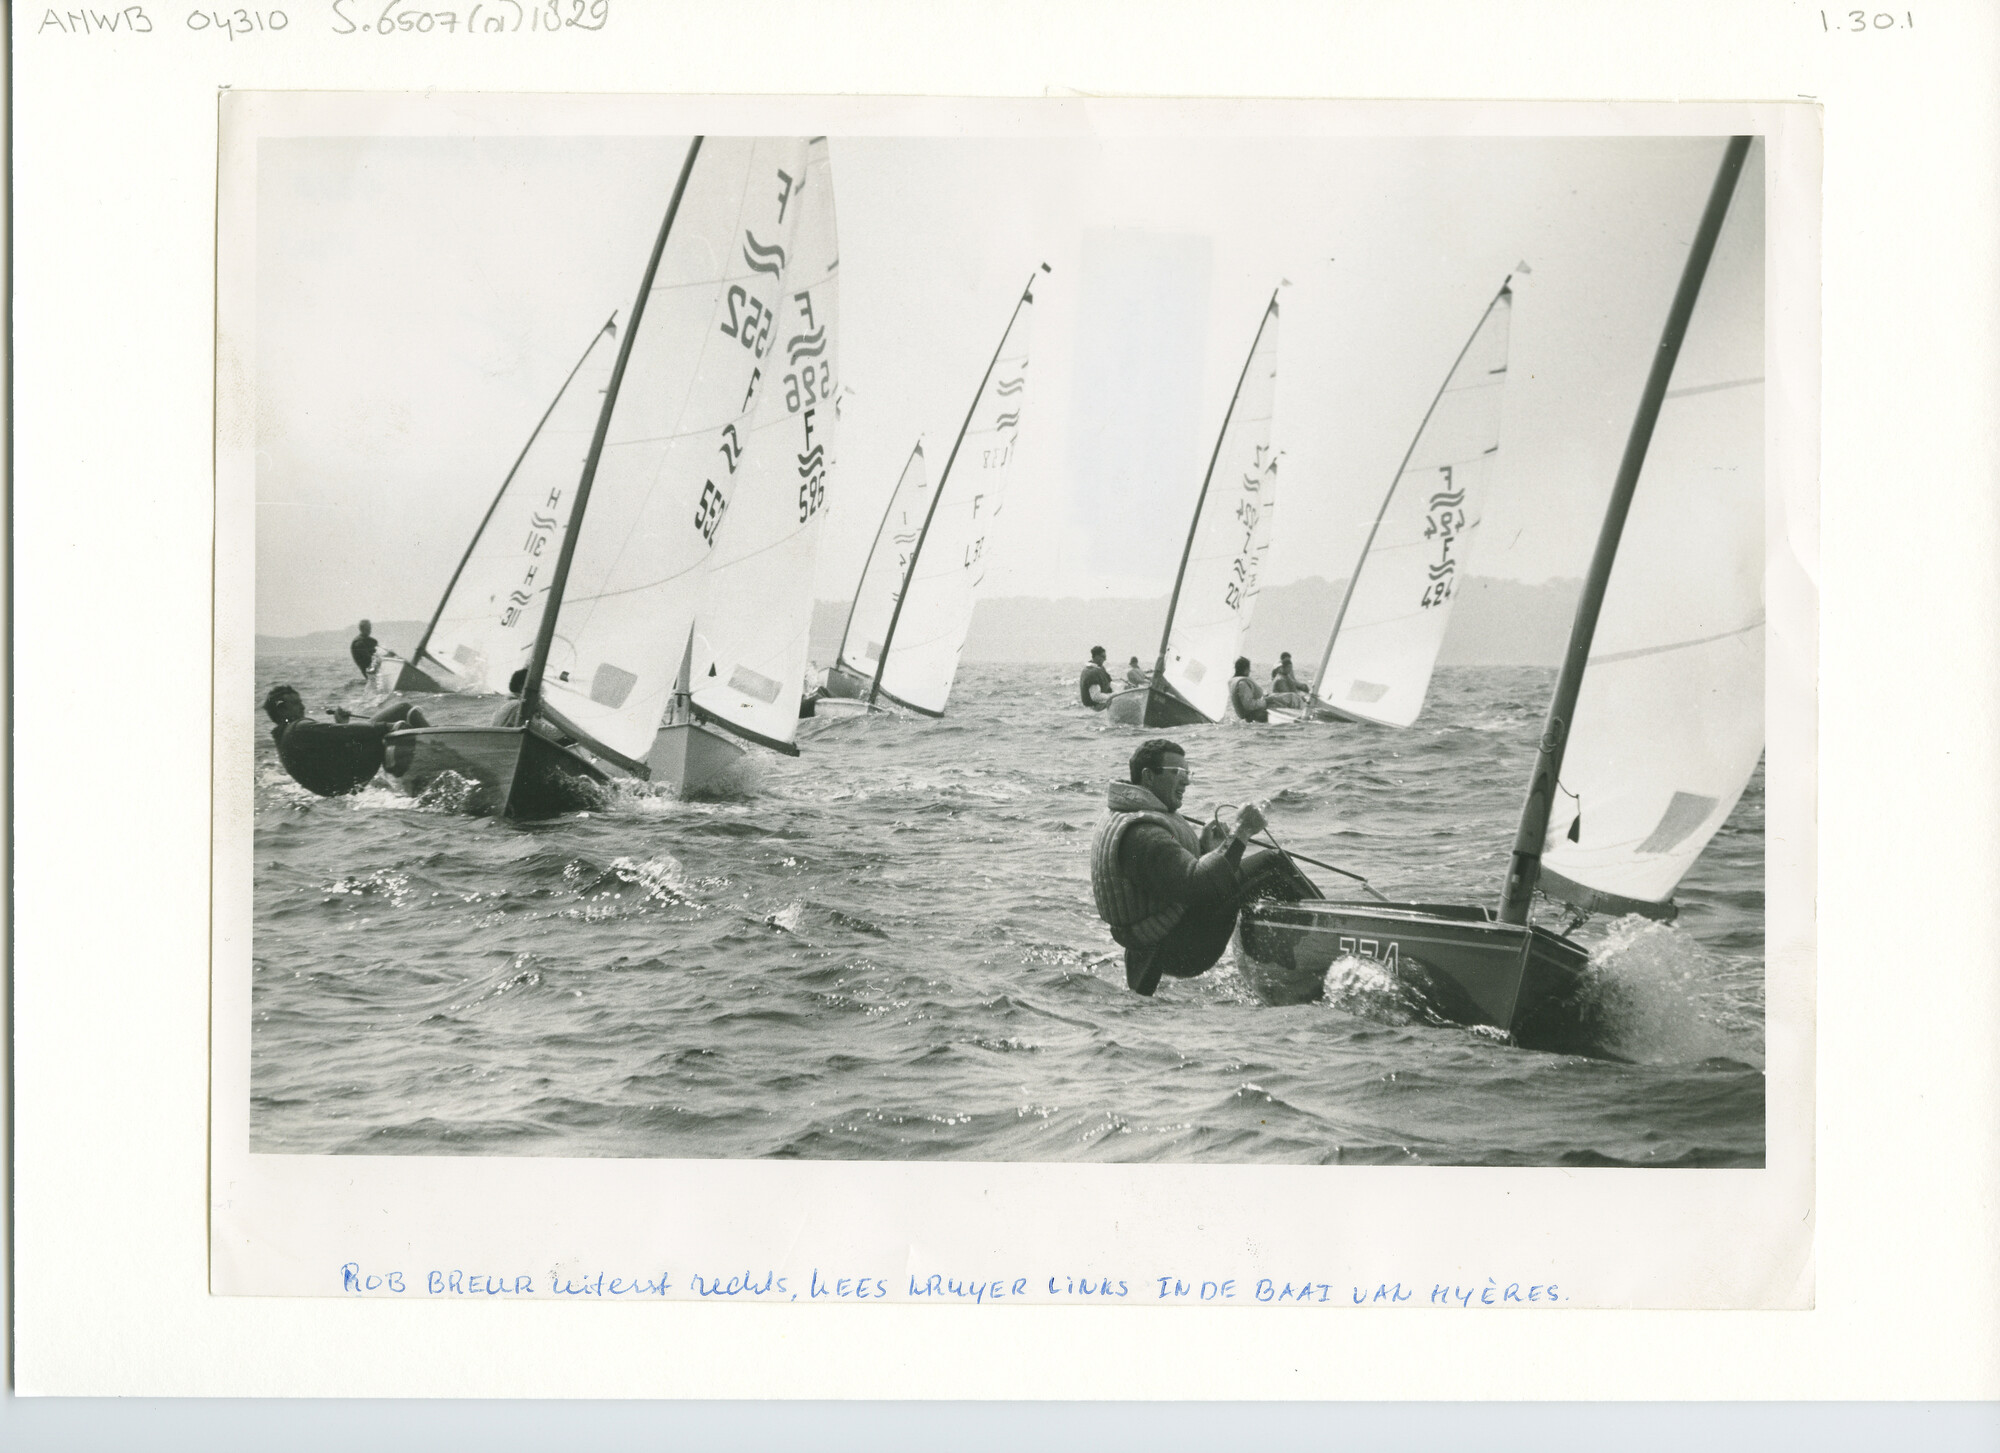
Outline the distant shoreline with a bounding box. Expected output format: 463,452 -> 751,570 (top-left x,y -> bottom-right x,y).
256,575 -> 1583,669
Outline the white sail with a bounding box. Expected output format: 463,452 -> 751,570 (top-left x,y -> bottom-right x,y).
1541,140 -> 1764,913
689,138 -> 840,753
871,278 -> 1039,716
833,442 -> 927,685
412,317 -> 620,695
1312,284 -> 1512,728
1155,295 -> 1281,723
532,137 -> 811,769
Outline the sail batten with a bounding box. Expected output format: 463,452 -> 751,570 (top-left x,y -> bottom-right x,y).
1310,281 -> 1513,729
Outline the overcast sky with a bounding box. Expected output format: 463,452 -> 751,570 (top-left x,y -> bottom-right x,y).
253,130 -> 1754,636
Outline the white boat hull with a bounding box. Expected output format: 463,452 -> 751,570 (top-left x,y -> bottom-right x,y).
648,720 -> 751,798
807,696 -> 870,720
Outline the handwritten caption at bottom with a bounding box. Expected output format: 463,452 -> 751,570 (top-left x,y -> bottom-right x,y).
340,1264 -> 1560,1307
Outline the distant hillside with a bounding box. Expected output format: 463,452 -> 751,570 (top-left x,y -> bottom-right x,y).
265,578 -> 1581,669
811,576 -> 1580,668
257,621 -> 424,659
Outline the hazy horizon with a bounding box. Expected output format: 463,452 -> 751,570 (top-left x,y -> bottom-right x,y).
253,126 -> 1754,636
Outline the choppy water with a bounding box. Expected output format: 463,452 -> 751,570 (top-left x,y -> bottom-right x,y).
250,657 -> 1765,1166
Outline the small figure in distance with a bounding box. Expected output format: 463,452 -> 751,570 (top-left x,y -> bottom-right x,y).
1230,655 -> 1308,722
490,668 -> 529,727
1078,644 -> 1114,711
262,684 -> 428,797
1124,655 -> 1150,688
350,620 -> 380,681
1271,651 -> 1308,697
1090,737 -> 1313,994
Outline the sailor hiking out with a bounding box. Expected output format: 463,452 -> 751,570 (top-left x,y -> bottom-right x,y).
1090,737 -> 1310,994
263,684 -> 428,797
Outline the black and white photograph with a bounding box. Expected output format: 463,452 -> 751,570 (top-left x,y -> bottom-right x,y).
238,104 -> 1782,1175
20,0 -> 2000,1421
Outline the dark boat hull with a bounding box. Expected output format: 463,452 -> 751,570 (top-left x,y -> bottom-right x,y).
1104,684 -> 1211,728
380,725 -> 609,819
1235,899 -> 1592,1051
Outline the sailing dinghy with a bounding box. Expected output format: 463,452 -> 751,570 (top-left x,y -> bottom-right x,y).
387,316 -> 622,696
381,136 -> 812,817
818,440 -> 927,713
1105,290 -> 1282,727
818,265 -> 1047,717
1305,279 -> 1514,727
1236,138 -> 1762,1051
651,137 -> 841,794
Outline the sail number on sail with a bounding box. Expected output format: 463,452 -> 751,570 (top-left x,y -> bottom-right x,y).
797,409 -> 827,522
694,196 -> 814,548
499,488 -> 565,628
783,287 -> 832,414
1419,464 -> 1467,609
1221,446 -> 1275,613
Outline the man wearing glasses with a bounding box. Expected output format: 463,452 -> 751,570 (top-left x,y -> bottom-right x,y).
1090,737 -> 1305,994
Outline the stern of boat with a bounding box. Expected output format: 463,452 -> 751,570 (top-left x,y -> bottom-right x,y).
1235,899 -> 1591,1049
1105,684 -> 1210,728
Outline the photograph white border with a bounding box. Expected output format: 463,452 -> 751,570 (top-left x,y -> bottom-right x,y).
11,0 -> 1997,1403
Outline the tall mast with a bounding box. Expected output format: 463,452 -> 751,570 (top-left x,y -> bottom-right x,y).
521,138 -> 703,724
866,264 -> 1048,708
1497,135 -> 1751,925
1149,290 -> 1281,701
1308,278 -> 1511,706
410,313 -> 617,674
834,439 -> 923,669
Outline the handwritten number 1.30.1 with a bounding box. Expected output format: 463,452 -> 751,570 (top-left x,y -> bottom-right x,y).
1822,9 -> 1914,27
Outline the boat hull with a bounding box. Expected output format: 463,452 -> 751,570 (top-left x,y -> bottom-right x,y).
387,657 -> 452,694
647,720 -> 751,799
380,725 -> 609,819
821,664 -> 872,701
1235,899 -> 1592,1051
806,696 -> 870,720
1104,684 -> 1211,728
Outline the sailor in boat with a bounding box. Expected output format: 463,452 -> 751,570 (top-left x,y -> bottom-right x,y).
1271,652 -> 1307,697
1090,738 -> 1310,995
1228,657 -> 1309,723
1079,646 -> 1115,711
1124,655 -> 1150,688
262,684 -> 428,797
490,668 -> 528,727
349,620 -> 379,682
